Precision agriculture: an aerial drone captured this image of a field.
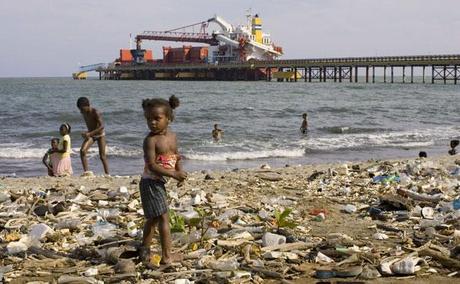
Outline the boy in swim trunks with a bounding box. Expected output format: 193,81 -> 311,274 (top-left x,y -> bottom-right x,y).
76,97 -> 109,175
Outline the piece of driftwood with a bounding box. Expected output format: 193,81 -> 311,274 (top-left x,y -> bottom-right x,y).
28,246 -> 68,259
242,265 -> 283,279
261,242 -> 314,252
257,173 -> 283,182
146,269 -> 213,278
419,248 -> 460,269
105,273 -> 137,283
95,239 -> 132,248
397,188 -> 443,203
57,275 -> 99,284
377,223 -> 404,233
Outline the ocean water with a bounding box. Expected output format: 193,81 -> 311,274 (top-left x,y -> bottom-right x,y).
0,77 -> 459,177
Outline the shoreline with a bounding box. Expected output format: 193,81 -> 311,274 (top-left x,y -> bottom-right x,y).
1,154 -> 459,282
0,144 -> 452,178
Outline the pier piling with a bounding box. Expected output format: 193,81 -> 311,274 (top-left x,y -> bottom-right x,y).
391,66 -> 394,83
402,66 -> 405,83
411,66 -> 414,83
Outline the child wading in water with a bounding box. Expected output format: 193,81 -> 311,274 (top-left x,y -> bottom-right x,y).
42,138 -> 60,176
212,123 -> 224,142
52,123 -> 73,176
76,97 -> 109,175
139,96 -> 187,267
300,113 -> 308,134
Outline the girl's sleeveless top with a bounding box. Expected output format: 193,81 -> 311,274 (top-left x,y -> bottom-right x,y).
142,154 -> 179,181
59,134 -> 72,158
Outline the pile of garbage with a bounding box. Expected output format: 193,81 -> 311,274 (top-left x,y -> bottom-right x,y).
0,157 -> 460,283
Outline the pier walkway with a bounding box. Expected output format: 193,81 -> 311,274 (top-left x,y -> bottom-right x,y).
97,54 -> 460,84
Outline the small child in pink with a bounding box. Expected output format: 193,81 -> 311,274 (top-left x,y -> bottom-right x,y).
42,138 -> 60,176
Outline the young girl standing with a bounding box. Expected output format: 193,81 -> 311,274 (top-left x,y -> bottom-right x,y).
139,96 -> 187,267
42,138 -> 60,176
53,123 -> 73,176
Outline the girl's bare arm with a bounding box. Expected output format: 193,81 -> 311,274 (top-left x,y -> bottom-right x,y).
42,153 -> 51,169
53,140 -> 68,154
145,136 -> 181,180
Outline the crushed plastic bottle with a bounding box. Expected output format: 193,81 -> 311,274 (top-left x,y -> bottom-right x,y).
0,192 -> 10,203
373,175 -> 400,184
97,208 -> 120,220
452,166 -> 460,176
127,221 -> 139,237
7,240 -> 29,254
399,173 -> 411,185
209,258 -> 240,271
29,223 -> 53,242
92,220 -> 117,239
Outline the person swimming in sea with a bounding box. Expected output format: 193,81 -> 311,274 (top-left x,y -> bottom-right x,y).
449,139 -> 459,155
300,113 -> 308,134
212,124 -> 224,142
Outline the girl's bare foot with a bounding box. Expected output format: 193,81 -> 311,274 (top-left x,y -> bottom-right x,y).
160,252 -> 183,264
139,246 -> 151,264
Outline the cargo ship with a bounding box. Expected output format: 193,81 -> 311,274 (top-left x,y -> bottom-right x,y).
75,14 -> 285,80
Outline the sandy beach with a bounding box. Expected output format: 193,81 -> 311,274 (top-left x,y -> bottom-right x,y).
1,155 -> 460,283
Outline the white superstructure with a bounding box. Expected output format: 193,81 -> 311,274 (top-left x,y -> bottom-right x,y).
207,14 -> 283,63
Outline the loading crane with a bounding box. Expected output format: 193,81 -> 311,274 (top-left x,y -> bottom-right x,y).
135,14 -> 283,63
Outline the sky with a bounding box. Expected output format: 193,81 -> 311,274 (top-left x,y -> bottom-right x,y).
1,0 -> 459,77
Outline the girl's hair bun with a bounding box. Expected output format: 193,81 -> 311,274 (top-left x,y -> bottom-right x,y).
169,95 -> 180,110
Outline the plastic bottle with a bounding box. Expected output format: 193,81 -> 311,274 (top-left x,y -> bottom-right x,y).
453,199 -> 460,210
343,204 -> 357,213
210,258 -> 240,271
127,221 -> 138,237
32,188 -> 47,198
399,173 -> 411,185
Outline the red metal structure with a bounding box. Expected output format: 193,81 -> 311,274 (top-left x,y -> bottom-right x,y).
135,21 -> 218,49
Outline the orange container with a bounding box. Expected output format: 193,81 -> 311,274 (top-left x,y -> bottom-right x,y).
120,49 -> 133,62
144,50 -> 153,61
162,46 -> 208,63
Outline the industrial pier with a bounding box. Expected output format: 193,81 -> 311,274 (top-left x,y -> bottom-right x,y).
96,54 -> 460,84
77,14 -> 460,84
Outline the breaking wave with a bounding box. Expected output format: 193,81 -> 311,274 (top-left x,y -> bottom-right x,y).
184,149 -> 305,161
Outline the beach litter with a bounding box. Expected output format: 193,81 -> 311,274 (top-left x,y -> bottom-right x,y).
0,156 -> 460,282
